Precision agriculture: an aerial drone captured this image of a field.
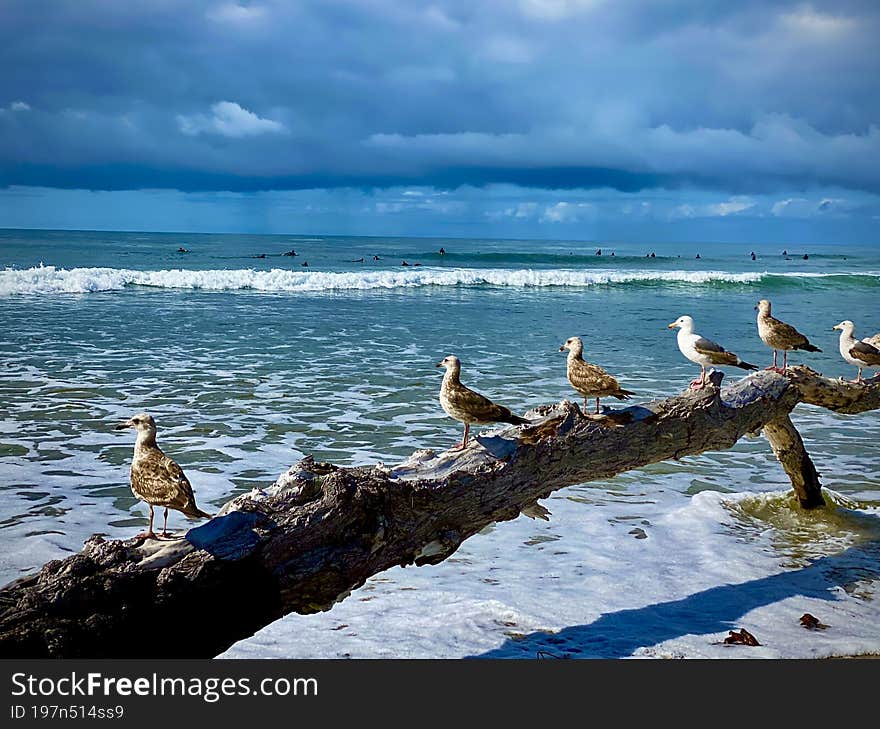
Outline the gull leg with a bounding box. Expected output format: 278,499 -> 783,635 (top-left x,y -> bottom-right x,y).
135,505 -> 158,540
781,350 -> 788,374
595,397 -> 601,414
854,367 -> 863,383
451,423 -> 470,451
765,350 -> 778,371
161,507 -> 170,539
690,366 -> 707,390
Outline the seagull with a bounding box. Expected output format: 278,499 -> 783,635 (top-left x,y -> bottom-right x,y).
667,315 -> 758,390
755,299 -> 821,373
559,336 -> 635,414
863,332 -> 880,349
115,413 -> 212,539
436,356 -> 528,450
832,320 -> 880,382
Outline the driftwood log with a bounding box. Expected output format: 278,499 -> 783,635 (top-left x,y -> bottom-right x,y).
0,366 -> 877,658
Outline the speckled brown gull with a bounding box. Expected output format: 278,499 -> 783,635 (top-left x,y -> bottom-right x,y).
115,413 -> 211,540
436,356 -> 528,450
755,299 -> 821,373
559,336 -> 634,414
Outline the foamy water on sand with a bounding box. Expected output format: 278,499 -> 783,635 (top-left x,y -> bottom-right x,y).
1,230 -> 878,658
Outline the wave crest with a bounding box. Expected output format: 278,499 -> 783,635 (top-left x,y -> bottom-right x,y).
1,265 -> 876,295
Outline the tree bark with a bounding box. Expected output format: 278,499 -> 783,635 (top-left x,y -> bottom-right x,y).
0,367 -> 877,658
762,414 -> 824,509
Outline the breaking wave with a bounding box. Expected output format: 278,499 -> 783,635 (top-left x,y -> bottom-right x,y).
1,265 -> 877,295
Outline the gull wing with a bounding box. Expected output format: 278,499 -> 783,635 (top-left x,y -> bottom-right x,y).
769,316 -> 809,347
692,336 -> 739,366
568,359 -> 619,393
849,340 -> 880,366
446,384 -> 511,422
131,448 -> 197,511
159,453 -> 199,510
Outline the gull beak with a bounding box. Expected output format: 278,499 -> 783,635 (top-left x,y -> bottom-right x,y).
667,322 -> 677,329
831,325 -> 840,331
435,361 -> 444,368
114,420 -> 133,431
558,345 -> 566,352
754,305 -> 758,311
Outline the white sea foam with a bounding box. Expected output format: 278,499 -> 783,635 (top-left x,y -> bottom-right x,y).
0,265 -> 833,295
220,488 -> 880,659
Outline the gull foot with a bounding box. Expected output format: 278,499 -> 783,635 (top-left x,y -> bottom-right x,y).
134,530 -> 159,541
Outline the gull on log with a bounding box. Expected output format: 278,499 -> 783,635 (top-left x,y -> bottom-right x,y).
436,356 -> 528,450
559,336 -> 635,414
115,413 -> 211,540
668,315 -> 758,390
755,299 -> 821,373
833,320 -> 880,383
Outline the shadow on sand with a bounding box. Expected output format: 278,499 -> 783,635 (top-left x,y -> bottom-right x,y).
473,535 -> 880,659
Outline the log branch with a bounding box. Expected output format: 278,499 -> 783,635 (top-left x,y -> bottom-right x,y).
0,367 -> 877,658
786,366 -> 880,414
762,414 -> 824,509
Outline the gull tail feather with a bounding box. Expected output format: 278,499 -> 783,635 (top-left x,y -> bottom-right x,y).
736,359 -> 759,371
613,389 -> 636,400
501,410 -> 529,425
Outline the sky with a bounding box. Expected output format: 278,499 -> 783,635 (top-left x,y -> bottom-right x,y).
1,0 -> 879,243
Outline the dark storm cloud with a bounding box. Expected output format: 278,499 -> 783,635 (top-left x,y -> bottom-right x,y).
0,162 -> 665,193
1,0 -> 878,193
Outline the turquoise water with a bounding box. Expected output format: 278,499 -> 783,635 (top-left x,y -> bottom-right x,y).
1,229 -> 878,658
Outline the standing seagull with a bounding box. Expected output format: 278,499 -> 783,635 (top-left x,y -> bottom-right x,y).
667,315 -> 758,390
115,413 -> 211,539
755,299 -> 821,373
832,321 -> 880,382
436,356 -> 528,450
559,336 -> 635,414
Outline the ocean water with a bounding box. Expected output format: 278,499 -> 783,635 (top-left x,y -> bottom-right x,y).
1,228 -> 878,659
